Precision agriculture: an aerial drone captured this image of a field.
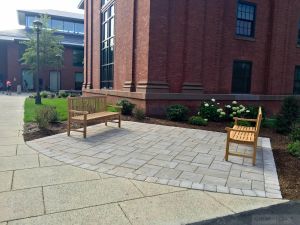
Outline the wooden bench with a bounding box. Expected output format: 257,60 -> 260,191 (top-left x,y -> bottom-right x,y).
225,107 -> 262,165
67,96 -> 122,138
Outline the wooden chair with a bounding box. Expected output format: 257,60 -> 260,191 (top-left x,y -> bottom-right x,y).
67,96 -> 122,138
225,107 -> 262,165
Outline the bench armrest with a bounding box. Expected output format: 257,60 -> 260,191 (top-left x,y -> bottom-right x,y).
69,110 -> 89,115
233,117 -> 257,123
225,127 -> 256,134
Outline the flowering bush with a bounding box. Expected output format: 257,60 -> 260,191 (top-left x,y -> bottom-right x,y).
224,101 -> 249,120
198,99 -> 226,122
198,99 -> 259,122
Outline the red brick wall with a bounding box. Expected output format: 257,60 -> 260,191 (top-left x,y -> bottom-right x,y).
3,41 -> 83,91
83,0 -> 300,116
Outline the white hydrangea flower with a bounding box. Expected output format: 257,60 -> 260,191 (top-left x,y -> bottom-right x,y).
246,110 -> 250,113
226,105 -> 231,109
232,101 -> 237,104
205,103 -> 209,107
197,112 -> 200,115
217,108 -> 222,112
211,98 -> 216,102
221,112 -> 226,115
230,114 -> 233,117
233,112 -> 237,115
204,119 -> 208,122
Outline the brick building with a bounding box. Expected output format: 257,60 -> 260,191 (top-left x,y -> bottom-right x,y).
0,9 -> 84,92
80,0 -> 300,115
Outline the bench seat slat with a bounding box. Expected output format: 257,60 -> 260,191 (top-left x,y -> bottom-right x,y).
72,112 -> 120,121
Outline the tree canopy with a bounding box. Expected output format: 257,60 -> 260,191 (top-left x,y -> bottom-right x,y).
21,15 -> 64,72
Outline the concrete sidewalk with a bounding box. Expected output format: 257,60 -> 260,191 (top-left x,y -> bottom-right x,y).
0,94 -> 286,225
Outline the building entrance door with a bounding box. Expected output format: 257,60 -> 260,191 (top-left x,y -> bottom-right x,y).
22,70 -> 34,91
49,71 -> 61,91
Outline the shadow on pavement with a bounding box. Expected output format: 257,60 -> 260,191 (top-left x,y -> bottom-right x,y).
188,201 -> 300,225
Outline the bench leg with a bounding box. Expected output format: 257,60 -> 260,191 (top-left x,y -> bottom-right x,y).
83,116 -> 87,138
118,114 -> 121,128
252,143 -> 257,166
67,119 -> 71,136
105,121 -> 107,126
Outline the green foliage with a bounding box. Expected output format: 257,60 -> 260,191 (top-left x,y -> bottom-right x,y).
199,99 -> 225,122
287,141 -> 300,158
229,120 -> 253,128
24,98 -> 67,122
262,118 -> 276,129
276,96 -> 299,134
289,127 -> 300,142
117,99 -> 135,115
35,106 -> 58,129
58,91 -> 69,98
133,108 -> 145,121
40,91 -> 53,98
166,104 -> 189,121
224,101 -> 249,120
188,116 -> 208,126
20,15 -> 64,73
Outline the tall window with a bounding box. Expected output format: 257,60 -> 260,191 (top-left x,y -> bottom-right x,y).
236,1 -> 256,37
52,19 -> 64,31
294,66 -> 300,94
73,49 -> 84,67
75,72 -> 84,90
100,3 -> 115,89
232,61 -> 252,94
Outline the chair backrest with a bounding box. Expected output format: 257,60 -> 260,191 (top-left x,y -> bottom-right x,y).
255,107 -> 263,135
68,96 -> 107,114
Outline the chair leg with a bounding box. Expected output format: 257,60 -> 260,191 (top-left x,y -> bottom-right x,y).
118,115 -> 121,128
225,137 -> 230,161
252,142 -> 257,166
67,119 -> 71,136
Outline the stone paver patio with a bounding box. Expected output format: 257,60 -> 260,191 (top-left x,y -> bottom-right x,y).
0,94 -> 287,225
27,121 -> 281,199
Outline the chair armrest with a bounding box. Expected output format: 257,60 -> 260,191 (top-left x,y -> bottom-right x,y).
225,127 -> 256,134
69,110 -> 89,115
233,117 -> 257,122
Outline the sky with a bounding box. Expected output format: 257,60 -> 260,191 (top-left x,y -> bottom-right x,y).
0,0 -> 83,31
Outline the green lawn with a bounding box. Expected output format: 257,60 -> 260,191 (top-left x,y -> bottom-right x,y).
24,98 -> 68,122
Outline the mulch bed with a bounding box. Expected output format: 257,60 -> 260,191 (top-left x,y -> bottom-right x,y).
23,116 -> 300,200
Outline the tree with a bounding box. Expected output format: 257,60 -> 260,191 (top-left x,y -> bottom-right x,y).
21,15 -> 64,74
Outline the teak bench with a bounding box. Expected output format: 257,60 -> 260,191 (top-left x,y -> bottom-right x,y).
67,96 -> 121,138
225,107 -> 262,165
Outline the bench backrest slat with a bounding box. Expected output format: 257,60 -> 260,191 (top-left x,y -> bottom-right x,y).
255,107 -> 263,137
68,96 -> 107,114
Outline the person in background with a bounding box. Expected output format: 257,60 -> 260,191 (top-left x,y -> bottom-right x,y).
6,80 -> 12,95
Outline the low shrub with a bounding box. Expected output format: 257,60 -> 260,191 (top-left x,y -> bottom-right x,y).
289,127 -> 300,142
276,96 -> 299,134
40,91 -> 49,98
35,106 -> 58,129
287,141 -> 300,158
133,108 -> 145,121
229,120 -> 253,128
188,116 -> 208,126
117,99 -> 135,115
199,99 -> 225,122
262,118 -> 276,129
58,91 -> 69,98
166,104 -> 189,121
